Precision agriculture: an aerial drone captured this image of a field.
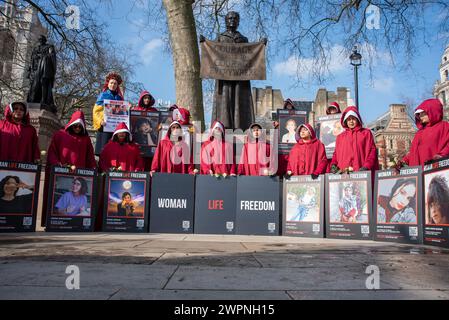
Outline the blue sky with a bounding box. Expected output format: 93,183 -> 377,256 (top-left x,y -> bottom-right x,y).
98,2 -> 448,124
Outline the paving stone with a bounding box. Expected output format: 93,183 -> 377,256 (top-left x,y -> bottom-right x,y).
0,261 -> 177,289
288,289 -> 449,300
165,266 -> 396,291
111,289 -> 290,300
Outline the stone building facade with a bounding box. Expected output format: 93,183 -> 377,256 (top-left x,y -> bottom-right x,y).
368,104 -> 416,169
434,45 -> 449,121
0,1 -> 46,105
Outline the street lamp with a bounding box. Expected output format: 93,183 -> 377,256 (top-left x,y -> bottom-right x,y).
350,46 -> 362,109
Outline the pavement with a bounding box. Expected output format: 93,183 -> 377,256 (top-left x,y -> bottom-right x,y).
0,233 -> 448,300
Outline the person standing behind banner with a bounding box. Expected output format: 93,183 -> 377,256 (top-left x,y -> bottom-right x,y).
274,99 -> 295,176
0,102 -> 40,163
326,102 -> 342,115
323,102 -> 342,172
330,106 -> 379,174
133,90 -> 157,112
399,99 -> 449,168
92,72 -> 124,155
201,121 -> 236,176
47,110 -> 96,169
150,121 -> 196,175
42,110 -> 96,226
286,124 -> 328,179
132,90 -> 158,171
238,123 -> 273,176
99,122 -> 144,172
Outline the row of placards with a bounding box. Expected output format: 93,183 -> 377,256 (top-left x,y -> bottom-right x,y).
1,159 -> 448,248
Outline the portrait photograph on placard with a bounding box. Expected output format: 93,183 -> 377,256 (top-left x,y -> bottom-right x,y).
317,116 -> 344,158
329,180 -> 369,224
130,112 -> 160,148
376,177 -> 418,225
285,182 -> 321,223
103,100 -> 131,132
107,178 -> 146,219
277,110 -> 308,154
0,170 -> 36,215
50,175 -> 94,217
424,168 -> 449,226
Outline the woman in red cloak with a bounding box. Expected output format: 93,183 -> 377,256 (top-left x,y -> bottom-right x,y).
0,102 -> 40,163
200,121 -> 236,176
330,106 -> 379,174
287,124 -> 328,178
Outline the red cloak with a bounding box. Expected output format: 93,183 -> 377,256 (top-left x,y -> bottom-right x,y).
47,111 -> 96,168
200,121 -> 236,175
0,102 -> 40,163
287,124 -> 328,175
330,106 -> 379,172
238,123 -> 272,176
402,99 -> 449,166
151,121 -> 194,174
132,90 -> 157,112
99,123 -> 145,172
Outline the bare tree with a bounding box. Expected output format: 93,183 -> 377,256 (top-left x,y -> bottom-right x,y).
0,0 -> 143,123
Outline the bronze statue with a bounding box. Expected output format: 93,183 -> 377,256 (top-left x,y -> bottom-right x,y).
205,12 -> 263,131
27,35 -> 57,113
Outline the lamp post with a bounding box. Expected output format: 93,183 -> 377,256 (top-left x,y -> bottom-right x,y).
350,46 -> 362,109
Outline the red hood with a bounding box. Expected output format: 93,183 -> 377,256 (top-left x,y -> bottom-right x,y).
173,107 -> 191,125
341,106 -> 363,129
65,110 -> 87,135
4,102 -> 31,125
247,123 -> 265,142
163,121 -> 183,141
296,123 -> 317,144
112,122 -> 132,141
415,99 -> 444,129
209,120 -> 225,141
327,102 -> 341,114
137,90 -> 155,109
284,99 -> 295,110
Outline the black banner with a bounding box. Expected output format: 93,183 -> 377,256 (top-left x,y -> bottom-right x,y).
325,172 -> 373,240
283,175 -> 325,238
423,157 -> 449,248
236,176 -> 281,236
102,171 -> 150,233
0,161 -> 41,232
277,110 -> 308,155
373,167 -> 423,244
45,166 -> 98,232
194,175 -> 237,235
150,173 -> 195,234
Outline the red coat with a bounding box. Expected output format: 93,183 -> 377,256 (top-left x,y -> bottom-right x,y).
403,99 -> 449,166
287,124 -> 328,175
47,111 -> 96,168
0,103 -> 40,163
151,121 -> 194,174
132,90 -> 157,112
238,126 -> 272,176
99,124 -> 144,172
200,121 -> 236,175
330,107 -> 379,172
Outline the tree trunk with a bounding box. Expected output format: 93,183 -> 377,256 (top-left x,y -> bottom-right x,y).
162,0 -> 204,127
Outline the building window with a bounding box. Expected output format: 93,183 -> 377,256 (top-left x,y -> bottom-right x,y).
389,139 -> 393,150
445,70 -> 449,81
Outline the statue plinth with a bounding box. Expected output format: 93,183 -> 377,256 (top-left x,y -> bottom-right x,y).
28,103 -> 62,163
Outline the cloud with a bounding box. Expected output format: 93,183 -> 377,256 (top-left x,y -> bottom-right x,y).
370,77 -> 395,93
140,39 -> 164,66
274,43 -> 393,78
274,45 -> 348,77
